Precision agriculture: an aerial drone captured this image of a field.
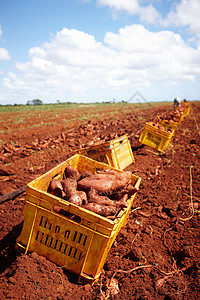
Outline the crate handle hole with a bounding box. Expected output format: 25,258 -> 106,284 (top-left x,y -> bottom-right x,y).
53,206 -> 81,223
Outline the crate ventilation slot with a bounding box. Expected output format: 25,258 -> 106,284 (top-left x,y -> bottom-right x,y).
35,230 -> 83,261
34,215 -> 88,260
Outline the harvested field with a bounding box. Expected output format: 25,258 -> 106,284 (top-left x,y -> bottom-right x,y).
0,102 -> 199,300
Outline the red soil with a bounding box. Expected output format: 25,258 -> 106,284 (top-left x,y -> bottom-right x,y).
0,102 -> 199,300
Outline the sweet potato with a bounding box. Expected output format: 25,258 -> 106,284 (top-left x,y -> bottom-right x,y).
88,187 -> 128,210
117,193 -> 128,208
111,184 -> 138,200
77,171 -> 132,194
110,190 -> 127,201
77,190 -> 88,205
78,171 -> 93,181
127,185 -> 139,197
62,178 -> 82,206
48,165 -> 137,221
64,165 -> 80,181
88,188 -> 117,206
82,202 -> 117,217
96,169 -> 120,175
47,178 -> 63,198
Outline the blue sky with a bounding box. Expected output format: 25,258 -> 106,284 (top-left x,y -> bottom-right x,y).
0,0 -> 200,105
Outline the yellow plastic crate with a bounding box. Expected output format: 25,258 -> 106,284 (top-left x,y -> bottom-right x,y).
178,107 -> 188,118
185,105 -> 191,115
177,114 -> 185,124
16,154 -> 141,282
156,116 -> 178,132
179,104 -> 191,117
139,122 -> 174,152
74,135 -> 134,170
181,101 -> 191,116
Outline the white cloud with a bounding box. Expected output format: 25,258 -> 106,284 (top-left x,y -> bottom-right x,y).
97,0 -> 200,44
0,48 -> 11,62
164,0 -> 200,41
0,26 -> 11,62
97,0 -> 162,24
140,4 -> 161,24
1,25 -> 200,104
97,0 -> 140,14
105,24 -> 199,83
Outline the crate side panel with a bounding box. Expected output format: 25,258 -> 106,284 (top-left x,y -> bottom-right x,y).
26,207 -> 101,275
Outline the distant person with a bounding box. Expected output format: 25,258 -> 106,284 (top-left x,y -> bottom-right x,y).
173,97 -> 181,109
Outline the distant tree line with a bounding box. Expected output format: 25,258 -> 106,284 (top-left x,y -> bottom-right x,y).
0,99 -> 132,107
26,99 -> 43,105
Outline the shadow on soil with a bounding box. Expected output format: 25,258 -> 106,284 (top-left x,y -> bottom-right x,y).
0,222 -> 23,274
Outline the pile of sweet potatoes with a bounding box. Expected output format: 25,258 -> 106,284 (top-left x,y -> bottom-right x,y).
152,122 -> 173,133
165,109 -> 183,122
47,165 -> 138,219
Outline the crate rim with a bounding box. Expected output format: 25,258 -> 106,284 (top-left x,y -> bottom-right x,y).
74,134 -> 128,152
